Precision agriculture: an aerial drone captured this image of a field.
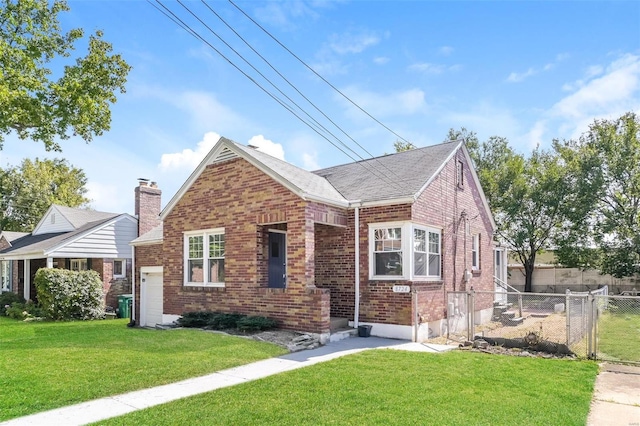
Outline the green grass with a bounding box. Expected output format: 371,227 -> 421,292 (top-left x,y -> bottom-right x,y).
0,317 -> 286,421
598,311 -> 640,362
98,350 -> 598,426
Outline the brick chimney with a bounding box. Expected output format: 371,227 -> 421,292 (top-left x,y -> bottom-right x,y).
135,179 -> 161,236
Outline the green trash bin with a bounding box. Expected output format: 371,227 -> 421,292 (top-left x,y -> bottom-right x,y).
118,294 -> 133,319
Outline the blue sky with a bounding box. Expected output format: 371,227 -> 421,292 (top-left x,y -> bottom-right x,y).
2,0 -> 639,215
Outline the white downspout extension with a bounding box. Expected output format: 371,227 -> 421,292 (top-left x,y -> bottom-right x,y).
354,205 -> 360,329
131,248 -> 136,323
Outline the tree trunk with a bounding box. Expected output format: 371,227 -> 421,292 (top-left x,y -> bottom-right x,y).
524,262 -> 534,292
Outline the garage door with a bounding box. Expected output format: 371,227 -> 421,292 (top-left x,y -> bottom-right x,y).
142,270 -> 163,327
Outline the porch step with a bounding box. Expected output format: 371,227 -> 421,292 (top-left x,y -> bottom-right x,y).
329,327 -> 357,343
492,304 -> 511,321
330,317 -> 349,332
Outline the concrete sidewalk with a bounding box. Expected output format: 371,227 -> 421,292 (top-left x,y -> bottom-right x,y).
587,363 -> 640,426
0,337 -> 455,426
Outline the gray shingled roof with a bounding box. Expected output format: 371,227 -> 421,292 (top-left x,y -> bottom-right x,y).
0,217 -> 118,257
313,140 -> 460,202
231,140 -> 348,205
131,224 -> 163,245
53,205 -> 119,228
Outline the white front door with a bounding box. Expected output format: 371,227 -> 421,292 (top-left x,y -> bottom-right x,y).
494,248 -> 508,303
141,268 -> 163,327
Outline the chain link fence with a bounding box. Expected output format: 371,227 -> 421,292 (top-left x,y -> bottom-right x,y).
443,286 -> 639,364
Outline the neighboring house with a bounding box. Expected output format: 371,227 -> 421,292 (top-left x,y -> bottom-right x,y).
132,137 -> 498,342
0,189 -> 158,309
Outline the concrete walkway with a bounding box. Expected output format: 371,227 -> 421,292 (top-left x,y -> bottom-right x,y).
587,363 -> 640,426
0,337 -> 455,426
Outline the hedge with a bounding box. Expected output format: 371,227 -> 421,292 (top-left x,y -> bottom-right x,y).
34,268 -> 104,320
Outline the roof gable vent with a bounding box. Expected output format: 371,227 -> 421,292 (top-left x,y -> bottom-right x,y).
213,147 -> 238,164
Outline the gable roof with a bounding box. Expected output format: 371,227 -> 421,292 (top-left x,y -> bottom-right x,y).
0,214 -> 136,259
313,140 -> 461,203
160,136 -> 495,231
32,204 -> 120,236
161,137 -> 349,219
0,231 -> 29,244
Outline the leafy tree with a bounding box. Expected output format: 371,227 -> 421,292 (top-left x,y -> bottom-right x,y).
448,127 -> 574,292
0,0 -> 131,151
555,113 -> 640,278
0,158 -> 89,231
393,140 -> 416,152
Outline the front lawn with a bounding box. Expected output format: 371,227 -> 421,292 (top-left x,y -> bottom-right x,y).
98,350 -> 598,426
0,317 -> 286,421
597,311 -> 640,362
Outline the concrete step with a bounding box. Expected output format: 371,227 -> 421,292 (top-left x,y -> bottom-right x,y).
329,328 -> 357,343
330,317 -> 349,332
502,317 -> 524,326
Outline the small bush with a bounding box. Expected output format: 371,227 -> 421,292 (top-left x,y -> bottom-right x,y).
237,316 -> 277,332
35,268 -> 104,320
208,313 -> 245,329
5,301 -> 43,321
0,292 -> 25,315
177,311 -> 219,328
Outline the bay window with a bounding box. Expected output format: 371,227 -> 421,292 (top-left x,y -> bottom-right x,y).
369,222 -> 441,281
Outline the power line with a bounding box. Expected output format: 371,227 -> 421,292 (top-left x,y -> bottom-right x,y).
150,0 -> 407,193
228,0 -> 411,145
195,0 -> 399,187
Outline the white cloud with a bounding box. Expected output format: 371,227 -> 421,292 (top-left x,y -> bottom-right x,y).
552,54 -> 640,123
373,56 -> 390,65
409,63 -> 446,74
523,120 -> 547,149
328,31 -> 381,55
253,1 -> 322,29
507,54 -> 569,83
159,132 -> 220,172
439,46 -> 454,56
339,86 -> 427,118
507,68 -> 536,83
408,62 -> 461,74
302,152 -> 320,170
247,135 -> 285,160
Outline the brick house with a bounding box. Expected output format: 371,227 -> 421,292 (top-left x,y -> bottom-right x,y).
0,197 -> 150,310
132,136 -> 498,342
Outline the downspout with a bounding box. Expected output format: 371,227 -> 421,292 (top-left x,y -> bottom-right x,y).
354,202 -> 361,329
131,247 -> 136,325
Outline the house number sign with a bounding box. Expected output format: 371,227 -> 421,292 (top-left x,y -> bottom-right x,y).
393,285 -> 410,293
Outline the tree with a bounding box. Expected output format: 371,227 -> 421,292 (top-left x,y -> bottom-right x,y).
0,158 -> 89,231
556,113 -> 640,278
393,140 -> 416,152
0,0 -> 131,151
448,127 -> 575,292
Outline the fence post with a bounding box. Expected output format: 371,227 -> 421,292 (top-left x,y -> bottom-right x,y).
586,293 -> 594,359
565,289 -> 571,346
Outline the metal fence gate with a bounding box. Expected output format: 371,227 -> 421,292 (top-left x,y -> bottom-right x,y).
444,287 -> 640,364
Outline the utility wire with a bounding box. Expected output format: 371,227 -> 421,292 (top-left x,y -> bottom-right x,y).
198,0 -> 402,189
150,0 -> 407,193
150,0 -> 386,173
228,0 -> 411,145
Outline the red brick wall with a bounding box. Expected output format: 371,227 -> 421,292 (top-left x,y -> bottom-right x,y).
135,183 -> 162,236
161,158 -> 330,333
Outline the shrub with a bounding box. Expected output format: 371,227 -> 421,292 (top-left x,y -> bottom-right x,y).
208,313 -> 245,329
35,268 -> 104,320
236,316 -> 277,332
5,301 -> 43,321
0,292 -> 25,315
177,311 -> 219,328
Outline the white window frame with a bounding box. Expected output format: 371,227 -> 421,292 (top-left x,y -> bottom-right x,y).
1,260 -> 12,292
184,228 -> 225,287
413,225 -> 442,280
70,259 -> 88,272
456,160 -> 464,188
471,234 -> 480,270
113,259 -> 126,278
369,222 -> 442,281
